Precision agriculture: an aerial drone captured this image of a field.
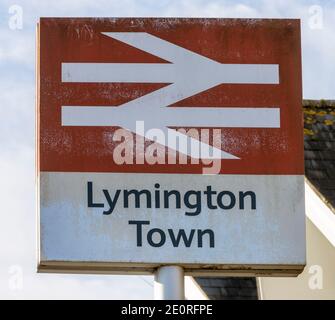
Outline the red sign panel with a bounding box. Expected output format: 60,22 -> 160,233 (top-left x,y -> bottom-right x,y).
38,18 -> 303,175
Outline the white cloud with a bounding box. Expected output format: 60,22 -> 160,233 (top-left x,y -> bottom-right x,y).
0,30 -> 35,66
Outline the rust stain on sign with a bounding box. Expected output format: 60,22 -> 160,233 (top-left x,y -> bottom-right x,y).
38,17 -> 303,175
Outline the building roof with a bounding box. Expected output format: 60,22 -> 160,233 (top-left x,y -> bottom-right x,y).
195,277 -> 258,300
196,100 -> 335,300
303,100 -> 335,212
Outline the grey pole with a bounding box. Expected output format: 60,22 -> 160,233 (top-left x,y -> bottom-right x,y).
154,265 -> 185,300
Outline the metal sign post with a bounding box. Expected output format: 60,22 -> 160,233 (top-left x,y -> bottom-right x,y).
154,266 -> 185,300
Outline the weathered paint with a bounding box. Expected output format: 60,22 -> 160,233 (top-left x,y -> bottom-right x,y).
39,173 -> 305,273
38,17 -> 304,174
37,18 -> 305,275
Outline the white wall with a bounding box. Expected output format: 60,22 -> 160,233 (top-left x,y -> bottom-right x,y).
258,217 -> 335,300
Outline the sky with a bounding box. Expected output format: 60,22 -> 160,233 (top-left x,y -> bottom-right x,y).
0,0 -> 334,299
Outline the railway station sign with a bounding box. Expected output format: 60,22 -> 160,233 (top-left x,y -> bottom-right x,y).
37,18 -> 305,275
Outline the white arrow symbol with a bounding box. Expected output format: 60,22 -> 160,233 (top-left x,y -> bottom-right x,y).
61,32 -> 280,160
